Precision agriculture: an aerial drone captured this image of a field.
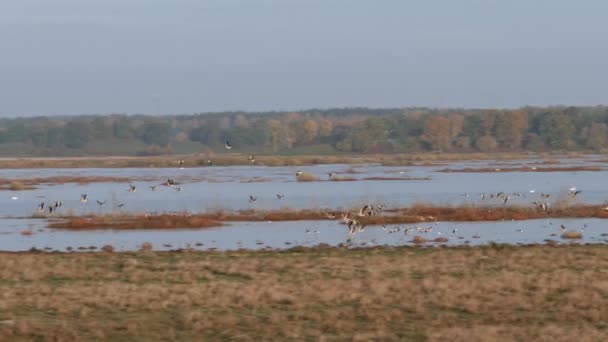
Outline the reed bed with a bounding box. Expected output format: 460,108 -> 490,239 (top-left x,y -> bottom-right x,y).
47,204 -> 608,230
0,152 -> 597,169
0,245 -> 607,340
48,214 -> 222,230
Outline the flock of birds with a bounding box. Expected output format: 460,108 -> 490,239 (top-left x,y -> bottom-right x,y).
22,146 -> 601,249
476,187 -> 583,212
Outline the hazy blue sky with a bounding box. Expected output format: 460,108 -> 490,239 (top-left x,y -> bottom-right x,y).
1,0 -> 607,116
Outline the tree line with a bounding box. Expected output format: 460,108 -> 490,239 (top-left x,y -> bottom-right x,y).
1,106 -> 607,156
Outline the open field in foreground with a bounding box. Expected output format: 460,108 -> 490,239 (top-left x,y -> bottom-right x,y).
1,245 -> 608,341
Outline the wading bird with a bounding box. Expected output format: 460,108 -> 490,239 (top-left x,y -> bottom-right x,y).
225,141 -> 232,150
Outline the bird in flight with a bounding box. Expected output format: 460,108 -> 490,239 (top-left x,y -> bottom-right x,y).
96,200 -> 106,207
276,193 -> 284,199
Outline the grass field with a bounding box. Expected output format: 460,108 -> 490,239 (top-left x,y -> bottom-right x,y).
1,245 -> 607,341
0,151 -> 593,168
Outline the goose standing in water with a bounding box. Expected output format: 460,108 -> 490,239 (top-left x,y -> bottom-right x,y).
80,194 -> 88,203
149,185 -> 157,191
225,141 -> 232,150
295,170 -> 303,177
328,172 -> 337,179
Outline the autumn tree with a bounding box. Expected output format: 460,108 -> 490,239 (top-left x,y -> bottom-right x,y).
495,110 -> 528,149
423,116 -> 450,151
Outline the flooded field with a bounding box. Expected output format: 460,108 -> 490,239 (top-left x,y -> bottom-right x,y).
1,156 -> 608,251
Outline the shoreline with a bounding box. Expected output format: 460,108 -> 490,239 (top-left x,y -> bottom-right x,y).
0,151 -> 598,168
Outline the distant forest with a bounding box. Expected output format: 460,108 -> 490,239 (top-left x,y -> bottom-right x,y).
2,106 -> 608,156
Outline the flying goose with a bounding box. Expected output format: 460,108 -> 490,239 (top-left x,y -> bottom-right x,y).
96,200 -> 106,207
276,193 -> 284,199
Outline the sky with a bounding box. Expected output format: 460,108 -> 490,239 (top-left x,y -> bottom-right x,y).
0,0 -> 607,116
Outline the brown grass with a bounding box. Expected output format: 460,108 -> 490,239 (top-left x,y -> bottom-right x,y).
1,245 -> 608,340
48,214 -> 222,230
8,181 -> 26,191
295,172 -> 317,182
438,166 -> 602,173
561,230 -> 583,239
0,152 -> 596,168
47,204 -> 608,230
0,176 -> 144,190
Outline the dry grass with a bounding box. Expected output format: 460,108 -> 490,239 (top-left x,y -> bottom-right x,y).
0,176 -> 143,190
48,214 -> 222,230
561,230 -> 583,239
8,181 -> 26,191
295,172 -> 317,182
47,204 -> 608,230
1,245 -> 608,340
0,152 -> 597,168
438,166 -> 602,173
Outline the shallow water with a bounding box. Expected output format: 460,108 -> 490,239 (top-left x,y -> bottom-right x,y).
0,217 -> 606,252
0,157 -> 607,251
1,157 -> 607,218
